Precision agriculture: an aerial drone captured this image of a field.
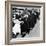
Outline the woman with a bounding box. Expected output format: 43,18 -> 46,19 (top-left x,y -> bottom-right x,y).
12,14 -> 24,38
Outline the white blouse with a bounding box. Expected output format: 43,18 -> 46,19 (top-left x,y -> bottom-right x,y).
12,19 -> 21,35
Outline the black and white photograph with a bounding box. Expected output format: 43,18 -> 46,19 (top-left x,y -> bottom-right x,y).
5,1 -> 45,44
12,6 -> 40,38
